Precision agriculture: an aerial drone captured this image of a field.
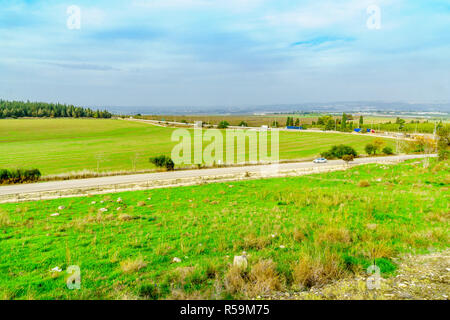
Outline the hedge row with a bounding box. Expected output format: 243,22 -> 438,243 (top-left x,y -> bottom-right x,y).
0,168 -> 41,184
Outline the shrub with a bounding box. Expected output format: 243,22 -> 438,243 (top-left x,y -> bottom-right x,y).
382,146 -> 394,155
149,155 -> 175,171
238,121 -> 248,127
321,145 -> 357,159
217,121 -> 229,129
342,154 -> 354,164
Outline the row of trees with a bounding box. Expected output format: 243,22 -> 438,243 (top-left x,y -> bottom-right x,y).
285,117 -> 302,127
0,100 -> 112,119
309,114 -> 445,134
0,168 -> 41,184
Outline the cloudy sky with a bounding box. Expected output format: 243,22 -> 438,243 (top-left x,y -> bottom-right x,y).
1,0 -> 449,107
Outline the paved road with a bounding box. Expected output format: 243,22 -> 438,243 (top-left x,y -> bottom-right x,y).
0,154 -> 435,197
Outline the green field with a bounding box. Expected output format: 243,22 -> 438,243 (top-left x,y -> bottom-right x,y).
0,119 -> 395,176
0,159 -> 448,299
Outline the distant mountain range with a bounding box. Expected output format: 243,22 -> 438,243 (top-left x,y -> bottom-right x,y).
103,101 -> 450,115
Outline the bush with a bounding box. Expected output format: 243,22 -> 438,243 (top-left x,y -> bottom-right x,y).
149,155 -> 175,171
382,146 -> 394,155
0,168 -> 41,184
321,145 -> 357,159
217,121 -> 229,129
342,154 -> 354,164
365,144 -> 375,155
238,121 -> 248,127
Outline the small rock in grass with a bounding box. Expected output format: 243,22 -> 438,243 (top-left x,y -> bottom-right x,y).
100,201 -> 104,204
173,257 -> 182,263
58,206 -> 65,210
50,213 -> 60,217
91,201 -> 96,205
117,198 -> 122,203
99,208 -> 108,213
271,234 -> 276,238
279,245 -> 285,249
117,207 -> 122,211
233,255 -> 248,269
51,266 -> 62,272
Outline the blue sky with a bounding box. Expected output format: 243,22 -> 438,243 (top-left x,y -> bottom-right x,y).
1,0 -> 449,107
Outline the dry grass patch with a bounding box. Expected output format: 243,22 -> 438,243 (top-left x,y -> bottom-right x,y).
224,259 -> 282,297
364,242 -> 395,259
0,209 -> 10,227
240,233 -> 271,250
316,227 -> 351,244
120,257 -> 147,274
358,180 -> 371,187
293,228 -> 307,242
292,252 -> 345,289
118,214 -> 134,221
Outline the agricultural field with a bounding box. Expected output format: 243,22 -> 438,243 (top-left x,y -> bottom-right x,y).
143,114 -> 322,127
144,114 -> 449,134
0,158 -> 448,299
0,119 -> 395,176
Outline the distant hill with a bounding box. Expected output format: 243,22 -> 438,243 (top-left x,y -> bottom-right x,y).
105,101 -> 450,115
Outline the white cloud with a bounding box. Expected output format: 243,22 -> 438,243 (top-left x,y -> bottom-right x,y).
264,0 -> 392,29
132,0 -> 264,12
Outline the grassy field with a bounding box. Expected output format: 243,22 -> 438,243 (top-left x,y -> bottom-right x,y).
0,119 -> 395,176
0,159 -> 448,299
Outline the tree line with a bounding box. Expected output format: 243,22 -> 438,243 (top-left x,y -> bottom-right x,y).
0,100 -> 112,119
0,168 -> 41,184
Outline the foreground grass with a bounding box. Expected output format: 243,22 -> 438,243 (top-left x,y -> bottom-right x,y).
0,119 -> 394,175
0,159 -> 448,299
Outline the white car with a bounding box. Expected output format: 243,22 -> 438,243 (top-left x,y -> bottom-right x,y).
313,158 -> 328,163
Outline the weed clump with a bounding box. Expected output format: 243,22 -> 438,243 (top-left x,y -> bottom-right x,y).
358,180 -> 370,187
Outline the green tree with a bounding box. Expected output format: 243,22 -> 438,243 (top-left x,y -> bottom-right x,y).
365,144 -> 375,155
341,113 -> 347,131
437,125 -> 450,160
382,146 -> 394,155
217,121 -> 229,129
325,119 -> 335,131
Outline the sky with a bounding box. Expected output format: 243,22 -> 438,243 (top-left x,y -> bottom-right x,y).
0,0 -> 449,108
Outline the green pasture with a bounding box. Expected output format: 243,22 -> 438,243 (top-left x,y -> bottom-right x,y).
0,119 -> 395,175
0,159 -> 448,299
